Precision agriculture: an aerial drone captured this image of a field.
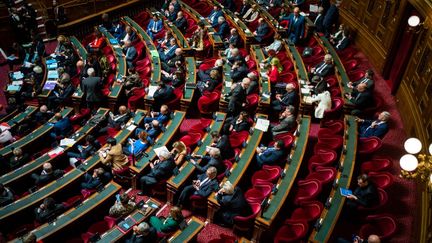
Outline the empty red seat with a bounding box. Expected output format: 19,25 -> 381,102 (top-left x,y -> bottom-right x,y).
127,87 -> 146,111
179,133 -> 202,148
361,156 -> 392,173
229,130 -> 249,148
274,219 -> 309,243
198,91 -> 221,115
62,195 -> 83,209
305,166 -> 337,185
314,136 -> 343,153
326,76 -> 338,87
293,179 -> 322,205
358,137 -> 383,155
290,201 -> 324,222
308,149 -> 338,172
189,194 -> 207,212
321,120 -> 344,132
344,59 -> 359,72
245,188 -> 267,204
359,214 -> 397,241
245,94 -> 259,113
368,172 -> 394,190
317,128 -> 340,138
217,160 -> 232,181
279,72 -> 296,83
233,202 -> 261,233
348,70 -> 365,82
165,87 -> 183,110
323,98 -> 344,120
251,165 -> 282,185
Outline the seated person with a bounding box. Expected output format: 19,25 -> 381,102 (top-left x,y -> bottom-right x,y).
152,82 -> 175,110
256,140 -> 285,168
230,60 -> 249,84
99,105 -> 131,134
81,167 -> 108,189
109,193 -> 136,218
263,33 -> 282,56
207,5 -> 223,28
189,22 -> 206,51
31,162 -> 57,185
197,69 -> 221,95
174,11 -> 188,32
227,78 -> 250,117
308,54 -> 334,79
345,174 -> 379,209
144,104 -> 170,124
33,105 -> 53,125
357,111 -> 391,139
176,167 -> 219,207
215,16 -> 229,38
267,58 -> 282,84
138,150 -> 175,195
291,0 -> 305,7
253,18 -> 269,43
149,206 -> 184,233
242,4 -> 259,23
246,71 -> 259,95
123,68 -> 143,96
221,0 -> 236,11
198,59 -> 223,82
120,26 -> 136,45
190,148 -> 225,174
215,181 -> 250,226
87,29 -> 105,52
209,132 -> 234,160
123,131 -> 150,157
158,38 -> 178,63
111,21 -> 125,40
68,135 -> 101,167
100,137 -> 129,173
171,141 -> 187,166
165,4 -> 178,22
146,15 -> 163,40
272,83 -> 299,113
47,74 -> 75,110
135,119 -> 162,140
310,85 -> 332,119
334,29 -> 350,51
123,40 -> 137,69
0,183 -> 14,207
308,75 -> 327,95
329,24 -> 345,45
235,0 -> 251,17
49,112 -> 72,140
348,69 -> 375,92
224,28 -> 240,49
162,61 -> 186,88
271,105 -> 297,136
162,48 -> 184,72
227,48 -> 245,65
345,83 -> 374,116
125,222 -> 157,243
157,31 -> 174,50
9,148 -> 30,170
34,197 -> 65,223
222,111 -> 251,135
0,125 -> 13,145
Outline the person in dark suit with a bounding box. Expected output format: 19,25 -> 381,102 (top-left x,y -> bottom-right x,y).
33,105 -> 53,125
227,78 -> 250,117
31,162 -> 55,185
309,54 -> 334,79
9,148 -> 30,170
138,150 -> 176,195
346,174 -> 379,209
163,48 -> 184,71
197,69 -> 221,95
272,83 -> 299,113
287,7 -> 306,44
215,16 -> 230,38
207,5 -> 223,28
225,28 -> 240,49
153,82 -> 175,110
190,148 -> 226,174
314,7 -> 325,33
144,105 -> 171,124
254,18 -> 269,43
334,29 -> 350,51
140,120 -> 163,140
165,4 -> 178,22
227,48 -> 245,66
256,140 -> 285,168
50,112 -> 72,140
271,105 -> 297,136
221,0 -> 236,12
0,183 -> 14,207
81,168 -> 106,189
67,135 -> 101,167
337,234 -> 381,243
345,83 -> 374,116
235,0 -> 250,17
357,111 -> 391,139
119,26 -> 136,45
34,197 -> 65,223
81,67 -> 104,109
47,76 -> 75,110
125,222 -> 157,243
174,11 -> 187,32
215,181 -> 250,226
223,111 -> 251,134
176,167 -> 219,206
210,132 -> 235,160
319,0 -> 331,15
230,60 -> 249,84
123,40 -> 137,69
323,0 -> 341,36
348,69 -> 375,92
98,105 -> 131,134
159,39 -> 178,63
146,15 -> 163,40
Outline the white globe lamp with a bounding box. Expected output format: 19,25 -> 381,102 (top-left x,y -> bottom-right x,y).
404,138 -> 422,154
400,154 -> 419,172
408,15 -> 421,27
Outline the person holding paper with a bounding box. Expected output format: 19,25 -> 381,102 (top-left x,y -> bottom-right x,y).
345,174 -> 379,210
271,105 -> 297,136
100,137 -> 129,173
138,150 -> 175,195
255,140 -> 285,168
1,42 -> 25,70
123,131 -> 150,157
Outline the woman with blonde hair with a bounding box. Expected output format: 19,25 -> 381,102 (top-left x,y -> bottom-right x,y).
267,57 -> 283,84
171,141 -> 187,165
149,206 -> 184,233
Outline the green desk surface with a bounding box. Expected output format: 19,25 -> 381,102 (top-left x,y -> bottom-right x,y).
310,115 -> 358,242
0,109 -> 18,123
70,36 -> 88,98
318,35 -> 353,106
284,42 -> 310,106
0,107 -> 73,157
0,108 -> 110,185
6,106 -> 37,129
168,112 -> 226,188
123,16 -> 162,82
179,1 -> 223,45
220,60 -> 232,104
132,111 -> 186,173
168,216 -> 205,243
0,111 -> 145,221
250,45 -> 271,105
29,182 -> 121,241
98,198 -> 160,242
98,27 -> 125,99
183,57 -> 196,102
259,116 -> 311,222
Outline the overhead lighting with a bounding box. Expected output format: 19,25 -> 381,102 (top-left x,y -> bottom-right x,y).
400,138 -> 432,189
408,15 -> 421,27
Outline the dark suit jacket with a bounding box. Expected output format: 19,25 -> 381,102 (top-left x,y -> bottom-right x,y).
174,17 -> 188,32
120,31 -> 136,43
314,14 -> 325,33
226,116 -> 250,133
313,61 -> 334,77
216,187 -> 249,225
217,21 -> 230,38
108,112 -> 131,129
35,204 -> 65,223
272,115 -> 296,136
335,37 -> 349,51
9,154 -> 30,170
148,158 -> 176,180
222,0 -> 236,11
352,183 -> 379,208
230,65 -> 249,83
353,77 -> 375,91
82,76 -> 104,102
194,156 -> 225,175
350,91 -> 374,109
323,4 -> 339,28
256,147 -> 285,166
124,46 -> 137,65
255,23 -> 269,42
281,91 -> 299,107
359,120 -> 389,139
228,85 -> 247,114
227,34 -> 240,47
153,85 -> 175,104
238,4 -> 250,16
53,117 -> 72,137
81,173 -> 102,189
287,14 -> 306,43
320,0 -> 331,14
195,173 -> 219,197
208,10 -> 223,27
217,135 -> 235,160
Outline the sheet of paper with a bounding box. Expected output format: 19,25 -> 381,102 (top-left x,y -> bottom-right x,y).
309,4 -> 319,13
255,118 -> 270,132
48,147 -> 65,158
7,85 -> 20,92
153,146 -> 169,158
48,70 -> 59,80
0,48 -> 7,59
60,138 -> 76,147
127,124 -> 137,131
12,71 -> 24,80
260,71 -> 268,79
225,81 -> 232,88
7,55 -> 16,61
12,80 -> 23,85
148,85 -> 158,97
24,61 -> 33,68
301,88 -> 311,94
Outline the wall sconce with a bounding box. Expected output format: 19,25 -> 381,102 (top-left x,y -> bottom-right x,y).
400,138 -> 432,189
408,15 -> 421,27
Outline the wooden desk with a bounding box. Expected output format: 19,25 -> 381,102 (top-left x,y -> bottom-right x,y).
10,182 -> 121,242
70,36 -> 88,111
309,115 -> 358,242
0,111 -> 145,222
250,45 -> 271,113
0,107 -> 73,158
207,114 -> 267,222
166,112 -> 226,203
252,116 -> 311,242
98,198 -> 161,242
0,108 -> 110,186
130,111 -> 186,174
98,27 -> 125,110
168,216 -> 205,243
181,57 -> 197,112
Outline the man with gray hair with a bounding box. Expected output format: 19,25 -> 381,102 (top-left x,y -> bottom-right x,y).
271,105 -> 297,136
190,147 -> 225,174
216,16 -> 229,37
138,149 -> 176,196
357,111 -> 391,139
125,222 -> 157,242
123,40 -> 137,68
81,67 -> 104,109
272,83 -> 299,113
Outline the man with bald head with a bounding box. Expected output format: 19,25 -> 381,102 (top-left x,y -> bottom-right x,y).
162,47 -> 184,71
345,83 -> 374,116
272,83 -> 299,112
99,105 -> 131,134
50,112 -> 72,140
227,77 -> 250,117
287,7 -> 306,44
159,38 -> 178,62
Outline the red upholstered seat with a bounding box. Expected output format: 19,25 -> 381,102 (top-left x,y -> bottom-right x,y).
127,87 -> 146,111
229,130 -> 249,148
359,214 -> 397,241
233,202 -> 261,233
338,47 -> 358,61
198,91 -> 221,114
326,76 -> 338,87
343,59 -> 359,72
271,133 -> 294,149
314,136 -> 343,153
361,156 -> 392,173
321,120 -> 344,132
358,188 -> 388,212
165,87 -> 183,110
323,98 -> 344,120
136,57 -> 150,70
308,149 -> 338,172
317,127 -> 341,138
245,94 -> 259,112
179,133 -> 202,148
251,165 -> 282,185
305,166 -> 337,185
274,219 -> 309,243
358,137 -> 382,155
279,72 -> 296,83
368,172 -> 394,190
81,189 -> 96,199
81,221 -> 110,243
189,194 -> 207,212
348,70 -> 365,82
217,160 -> 232,181
104,215 -> 118,228
62,195 -> 83,209
245,188 -> 267,204
293,179 -> 322,205
290,201 -> 324,222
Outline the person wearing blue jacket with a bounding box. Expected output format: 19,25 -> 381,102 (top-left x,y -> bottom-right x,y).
358,111 -> 391,139
256,140 -> 285,168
